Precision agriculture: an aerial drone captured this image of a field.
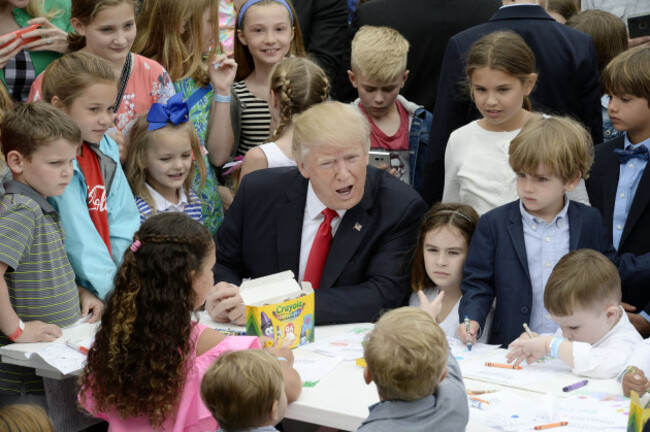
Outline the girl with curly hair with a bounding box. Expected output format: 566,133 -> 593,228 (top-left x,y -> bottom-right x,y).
78,212 -> 301,431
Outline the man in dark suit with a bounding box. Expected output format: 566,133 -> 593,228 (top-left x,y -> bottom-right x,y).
207,102 -> 427,325
420,0 -> 603,205
335,0 -> 501,110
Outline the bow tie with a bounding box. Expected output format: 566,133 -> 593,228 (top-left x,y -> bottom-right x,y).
614,146 -> 649,164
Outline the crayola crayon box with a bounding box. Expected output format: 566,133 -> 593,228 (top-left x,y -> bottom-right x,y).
242,271 -> 314,349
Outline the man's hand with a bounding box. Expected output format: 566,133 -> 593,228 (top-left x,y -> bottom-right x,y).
206,281 -> 245,325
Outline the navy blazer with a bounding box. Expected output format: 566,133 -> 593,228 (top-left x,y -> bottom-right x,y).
213,166 -> 427,324
459,200 -> 650,347
587,136 -> 650,314
421,5 -> 602,204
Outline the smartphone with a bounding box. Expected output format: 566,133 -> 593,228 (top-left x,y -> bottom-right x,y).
369,150 -> 390,168
629,13 -> 650,39
0,24 -> 41,50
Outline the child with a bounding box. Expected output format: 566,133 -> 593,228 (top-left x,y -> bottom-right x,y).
359,307 -> 468,431
442,31 -> 588,215
29,0 -> 176,160
40,51 -> 140,301
0,103 -> 101,404
79,212 -> 301,430
458,114 -> 615,347
586,45 -> 650,337
0,404 -> 53,432
201,350 -> 287,432
238,56 -> 329,184
507,249 -> 642,378
567,9 -> 628,141
133,0 -> 229,232
409,202 -> 494,342
125,94 -> 207,223
348,25 -> 431,191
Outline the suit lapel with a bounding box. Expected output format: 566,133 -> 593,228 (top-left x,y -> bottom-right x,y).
602,139 -> 624,229
275,175 -> 307,278
507,202 -> 530,280
621,162 -> 650,247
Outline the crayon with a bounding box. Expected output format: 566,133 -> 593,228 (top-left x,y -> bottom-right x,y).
523,322 -> 535,339
464,315 -> 472,352
467,390 -> 497,395
533,421 -> 568,430
65,339 -> 89,356
265,340 -> 275,348
485,362 -> 522,370
562,379 -> 588,392
470,399 -> 489,410
470,396 -> 490,404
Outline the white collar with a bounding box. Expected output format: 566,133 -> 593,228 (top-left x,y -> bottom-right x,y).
145,183 -> 189,211
306,181 -> 346,221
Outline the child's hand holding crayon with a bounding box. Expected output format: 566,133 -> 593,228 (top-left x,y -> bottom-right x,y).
457,319 -> 479,345
622,366 -> 650,397
264,345 -> 294,366
507,335 -> 554,366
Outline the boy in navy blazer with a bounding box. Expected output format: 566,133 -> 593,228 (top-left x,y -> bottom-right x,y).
586,46 -> 650,337
459,114 -> 650,347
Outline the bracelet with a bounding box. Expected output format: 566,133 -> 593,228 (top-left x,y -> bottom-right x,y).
549,336 -> 565,359
276,357 -> 289,363
213,93 -> 231,103
7,319 -> 25,342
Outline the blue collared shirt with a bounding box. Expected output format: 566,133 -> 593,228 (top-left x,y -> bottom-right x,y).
520,198 -> 571,334
612,134 -> 649,250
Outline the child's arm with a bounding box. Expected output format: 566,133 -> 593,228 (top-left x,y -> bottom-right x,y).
622,366 -> 650,397
0,263 -> 63,342
265,346 -> 302,403
206,54 -> 238,167
441,132 -> 462,203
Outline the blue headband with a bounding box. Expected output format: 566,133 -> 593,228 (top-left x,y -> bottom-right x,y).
238,0 -> 294,28
146,93 -> 189,131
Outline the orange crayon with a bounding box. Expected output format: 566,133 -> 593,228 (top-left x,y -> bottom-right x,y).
469,397 -> 490,404
485,362 -> 522,370
534,421 -> 568,430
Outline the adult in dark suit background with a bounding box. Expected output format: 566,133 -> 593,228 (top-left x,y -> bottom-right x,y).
334,0 -> 501,110
206,102 -> 427,325
420,0 -> 603,205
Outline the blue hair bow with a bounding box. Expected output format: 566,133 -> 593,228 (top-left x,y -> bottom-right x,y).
146,93 -> 189,131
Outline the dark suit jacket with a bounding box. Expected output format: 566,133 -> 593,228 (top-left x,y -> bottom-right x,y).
459,200 -> 650,347
421,5 -> 602,205
293,0 -> 348,88
213,166 -> 427,324
334,0 -> 500,109
587,135 -> 650,314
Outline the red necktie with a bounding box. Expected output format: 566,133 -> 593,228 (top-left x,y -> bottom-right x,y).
304,208 -> 338,289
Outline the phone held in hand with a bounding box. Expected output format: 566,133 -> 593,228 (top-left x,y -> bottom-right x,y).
369,150 -> 390,169
0,24 -> 41,50
629,13 -> 650,39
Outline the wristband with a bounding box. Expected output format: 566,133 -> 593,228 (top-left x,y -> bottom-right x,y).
549,336 -> 565,359
7,319 -> 25,342
276,357 -> 289,363
213,93 -> 231,103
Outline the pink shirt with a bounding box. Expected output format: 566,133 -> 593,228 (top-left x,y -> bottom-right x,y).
80,323 -> 261,432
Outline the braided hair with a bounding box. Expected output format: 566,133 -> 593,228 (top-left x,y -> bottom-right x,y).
80,213 -> 214,428
269,57 -> 329,142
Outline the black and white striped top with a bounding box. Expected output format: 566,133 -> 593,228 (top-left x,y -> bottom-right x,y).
233,80 -> 271,156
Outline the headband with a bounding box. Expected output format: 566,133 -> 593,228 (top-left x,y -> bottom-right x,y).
238,0 -> 294,28
146,93 -> 189,132
437,209 -> 474,224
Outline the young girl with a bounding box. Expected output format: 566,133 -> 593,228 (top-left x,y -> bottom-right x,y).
442,31 -> 589,215
125,93 -> 207,224
29,0 -> 176,160
40,51 -> 140,301
79,212 -> 301,431
133,0 -> 225,232
238,56 -> 329,184
409,202 -> 491,341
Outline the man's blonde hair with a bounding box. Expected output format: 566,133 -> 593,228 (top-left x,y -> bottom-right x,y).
351,25 -> 409,83
292,101 -> 370,161
364,308 -> 448,401
545,249 -> 621,316
201,350 -> 284,431
509,114 -> 593,183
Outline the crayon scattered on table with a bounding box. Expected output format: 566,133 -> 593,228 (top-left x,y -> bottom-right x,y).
485,362 -> 522,370
533,421 -> 568,430
562,379 -> 588,392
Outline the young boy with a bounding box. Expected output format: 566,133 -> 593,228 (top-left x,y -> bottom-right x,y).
458,114 -> 650,347
359,307 -> 468,432
0,103 -> 102,404
586,46 -> 650,337
506,249 -> 641,378
200,349 -> 287,432
347,25 -> 432,191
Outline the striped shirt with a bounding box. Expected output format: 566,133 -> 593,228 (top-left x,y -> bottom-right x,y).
135,185 -> 203,224
233,80 -> 271,156
0,181 -> 80,395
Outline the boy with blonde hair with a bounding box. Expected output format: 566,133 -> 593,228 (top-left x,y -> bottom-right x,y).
586,46 -> 650,337
507,249 -> 641,378
359,307 -> 468,432
201,350 -> 287,432
348,25 -> 431,191
459,114 -> 650,347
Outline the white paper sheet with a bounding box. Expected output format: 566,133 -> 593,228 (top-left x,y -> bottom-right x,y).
448,337 -> 501,362
293,357 -> 343,387
301,325 -> 373,360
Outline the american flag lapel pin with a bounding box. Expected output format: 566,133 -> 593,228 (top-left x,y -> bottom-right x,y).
353,222 -> 363,231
